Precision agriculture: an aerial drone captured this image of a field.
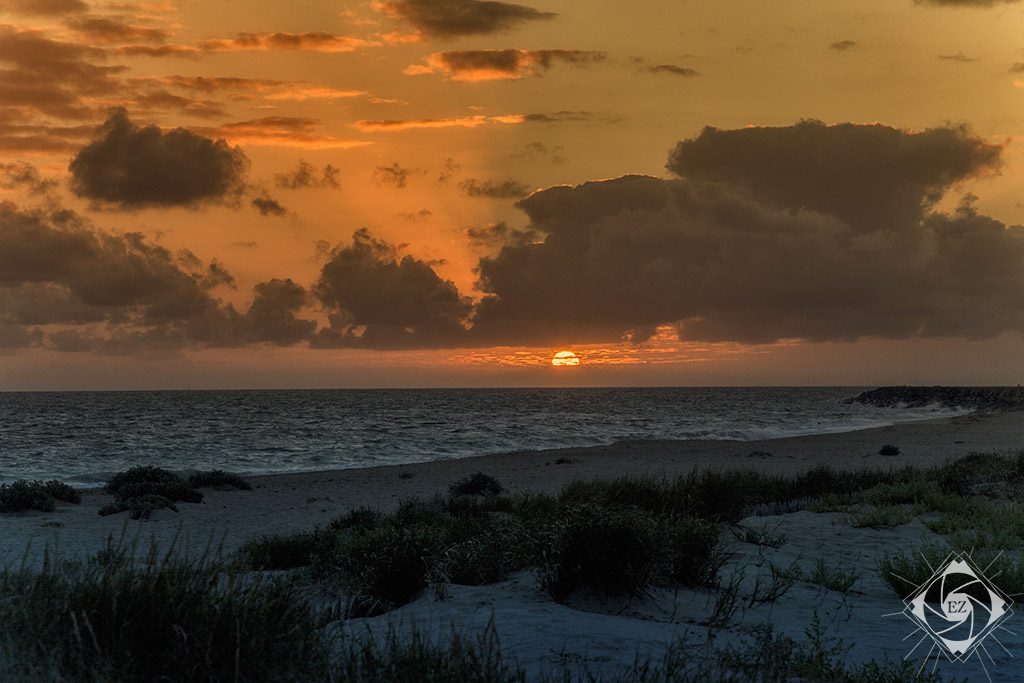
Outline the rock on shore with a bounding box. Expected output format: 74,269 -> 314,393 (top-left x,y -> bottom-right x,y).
846,385 -> 1024,411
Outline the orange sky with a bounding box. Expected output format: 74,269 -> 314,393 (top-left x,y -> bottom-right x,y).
0,0 -> 1023,388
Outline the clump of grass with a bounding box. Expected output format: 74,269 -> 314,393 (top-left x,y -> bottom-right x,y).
100,467 -> 203,519
337,626 -> 525,683
538,504 -> 661,602
662,515 -> 725,587
449,472 -> 503,497
237,530 -> 327,570
848,504 -> 914,529
878,444 -> 900,456
806,558 -> 860,593
877,544 -> 954,597
187,469 -> 252,490
733,522 -> 787,548
1,479 -> 82,513
0,551 -> 327,682
937,452 -> 1017,497
315,521 -> 440,615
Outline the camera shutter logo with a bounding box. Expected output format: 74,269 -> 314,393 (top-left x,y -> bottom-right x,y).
886,551 -> 1014,680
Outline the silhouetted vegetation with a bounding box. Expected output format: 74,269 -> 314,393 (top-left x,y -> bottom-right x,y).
0,549 -> 326,682
878,444 -> 900,456
99,467 -> 203,519
0,480 -> 81,513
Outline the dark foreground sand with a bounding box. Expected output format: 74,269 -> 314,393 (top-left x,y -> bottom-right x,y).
3,410 -> 1021,568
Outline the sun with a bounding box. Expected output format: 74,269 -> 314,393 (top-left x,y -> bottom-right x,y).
551,351 -> 581,367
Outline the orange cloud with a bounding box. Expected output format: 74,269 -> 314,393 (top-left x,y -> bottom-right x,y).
407,49 -> 606,82
356,114 -> 525,131
198,31 -> 377,53
202,117 -> 371,149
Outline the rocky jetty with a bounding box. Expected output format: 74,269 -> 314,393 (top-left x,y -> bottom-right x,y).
846,386 -> 1024,412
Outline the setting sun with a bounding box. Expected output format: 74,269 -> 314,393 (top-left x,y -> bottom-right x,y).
551,351 -> 581,367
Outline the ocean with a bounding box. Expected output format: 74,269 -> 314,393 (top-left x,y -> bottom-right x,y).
0,387 -> 968,484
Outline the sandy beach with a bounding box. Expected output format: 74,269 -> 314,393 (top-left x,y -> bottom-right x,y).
4,410 -> 1022,568
3,410 -> 1022,681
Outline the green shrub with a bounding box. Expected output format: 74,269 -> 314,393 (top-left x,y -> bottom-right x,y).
449,472 -> 504,497
0,481 -> 55,512
105,466 -> 181,495
100,467 -> 203,519
0,555 -> 326,682
187,469 -> 252,491
98,494 -> 178,520
43,480 -> 81,504
0,480 -> 82,513
539,504 -> 660,602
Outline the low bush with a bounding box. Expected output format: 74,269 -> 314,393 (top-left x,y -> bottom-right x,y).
187,469 -> 252,491
539,504 -> 661,602
100,467 -> 203,519
0,480 -> 54,513
878,444 -> 900,456
0,479 -> 81,513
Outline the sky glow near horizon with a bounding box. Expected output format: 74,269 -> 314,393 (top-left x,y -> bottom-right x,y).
0,0 -> 1022,389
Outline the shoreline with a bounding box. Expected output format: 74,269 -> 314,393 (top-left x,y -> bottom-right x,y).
2,409 -> 1021,568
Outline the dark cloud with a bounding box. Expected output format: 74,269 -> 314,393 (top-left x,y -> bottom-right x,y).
378,0 -> 556,38
243,278 -> 317,346
647,64 -> 699,76
938,52 -> 977,62
274,160 -> 340,189
251,194 -> 287,216
436,157 -> 460,184
466,123 -> 1021,346
0,0 -> 87,15
459,178 -> 532,199
0,161 -> 57,194
521,111 -> 602,124
69,108 -> 249,209
1011,62 -> 1024,73
829,40 -> 859,51
412,49 -> 605,80
399,208 -> 434,222
666,120 -> 1001,230
312,228 -> 471,348
513,141 -> 567,164
466,221 -> 538,250
373,162 -> 422,188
